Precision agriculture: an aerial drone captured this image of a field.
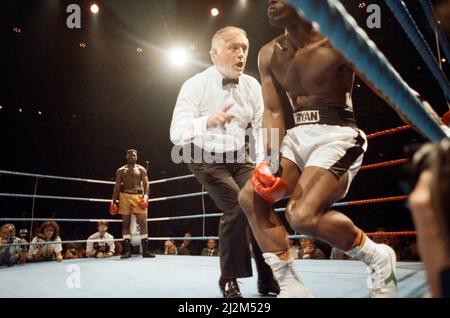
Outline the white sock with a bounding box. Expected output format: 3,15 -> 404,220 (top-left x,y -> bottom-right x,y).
140,234 -> 148,240
345,236 -> 377,259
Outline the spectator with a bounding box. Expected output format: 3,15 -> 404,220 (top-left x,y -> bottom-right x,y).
86,221 -> 115,259
408,140 -> 450,297
201,239 -> 219,256
298,238 -> 326,260
64,243 -> 79,260
289,238 -> 300,260
28,221 -> 63,262
75,243 -> 86,258
0,224 -> 28,267
178,232 -> 192,255
164,240 -> 178,255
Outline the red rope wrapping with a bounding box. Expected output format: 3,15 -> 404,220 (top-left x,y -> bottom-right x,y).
366,125 -> 411,139
366,231 -> 416,237
360,158 -> 408,171
366,111 -> 449,140
341,196 -> 407,206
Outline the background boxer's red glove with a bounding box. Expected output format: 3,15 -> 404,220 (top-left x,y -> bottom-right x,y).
252,161 -> 287,203
138,195 -> 149,209
109,201 -> 119,215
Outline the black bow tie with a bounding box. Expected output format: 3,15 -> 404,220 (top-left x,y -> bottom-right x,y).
222,78 -> 239,87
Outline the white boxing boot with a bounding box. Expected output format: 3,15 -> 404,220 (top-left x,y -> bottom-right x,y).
347,237 -> 397,298
263,253 -> 313,298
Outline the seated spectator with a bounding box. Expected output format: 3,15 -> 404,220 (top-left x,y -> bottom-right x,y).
164,240 -> 178,255
289,238 -> 300,259
298,238 -> 326,260
408,140 -> 450,297
28,221 -> 63,262
86,221 -> 115,259
201,239 -> 219,256
0,224 -> 28,267
75,243 -> 86,258
178,232 -> 192,255
64,243 -> 78,260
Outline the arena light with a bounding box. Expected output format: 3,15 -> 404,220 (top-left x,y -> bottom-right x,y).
211,8 -> 219,17
90,4 -> 99,14
169,48 -> 188,67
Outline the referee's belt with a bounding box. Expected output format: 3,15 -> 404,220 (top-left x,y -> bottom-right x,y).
293,106 -> 357,128
189,144 -> 247,163
121,190 -> 143,195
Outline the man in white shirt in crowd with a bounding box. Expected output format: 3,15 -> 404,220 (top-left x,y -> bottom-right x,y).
170,26 -> 279,298
86,221 -> 115,258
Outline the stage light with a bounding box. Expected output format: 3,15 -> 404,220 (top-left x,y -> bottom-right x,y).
90,4 -> 99,14
170,48 -> 188,67
211,8 -> 219,17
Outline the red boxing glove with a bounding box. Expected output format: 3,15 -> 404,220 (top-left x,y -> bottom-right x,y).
252,161 -> 287,203
442,110 -> 450,126
138,196 -> 149,209
109,201 -> 119,215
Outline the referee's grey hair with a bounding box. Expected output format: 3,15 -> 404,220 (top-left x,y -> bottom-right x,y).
210,26 -> 248,63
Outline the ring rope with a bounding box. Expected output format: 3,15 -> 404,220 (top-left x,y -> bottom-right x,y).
1,195 -> 407,225
0,192 -> 208,203
0,170 -> 193,186
0,194 -> 406,209
0,170 -> 115,185
385,0 -> 450,101
359,158 -> 408,171
365,231 -> 417,237
287,0 -> 446,141
1,111 -> 448,190
419,0 -> 450,63
0,156 -> 410,204
148,192 -> 208,202
0,232 -> 417,249
0,218 -> 123,223
0,238 -> 123,248
366,125 -> 411,140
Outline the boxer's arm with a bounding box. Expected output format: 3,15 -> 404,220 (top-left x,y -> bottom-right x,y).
258,43 -> 286,156
251,80 -> 265,164
112,169 -> 122,201
141,167 -> 149,197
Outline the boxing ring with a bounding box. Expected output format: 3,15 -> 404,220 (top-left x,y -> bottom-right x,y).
1,0 -> 449,298
0,256 -> 427,298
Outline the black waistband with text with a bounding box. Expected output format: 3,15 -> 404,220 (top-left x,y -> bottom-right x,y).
293,106 -> 357,128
